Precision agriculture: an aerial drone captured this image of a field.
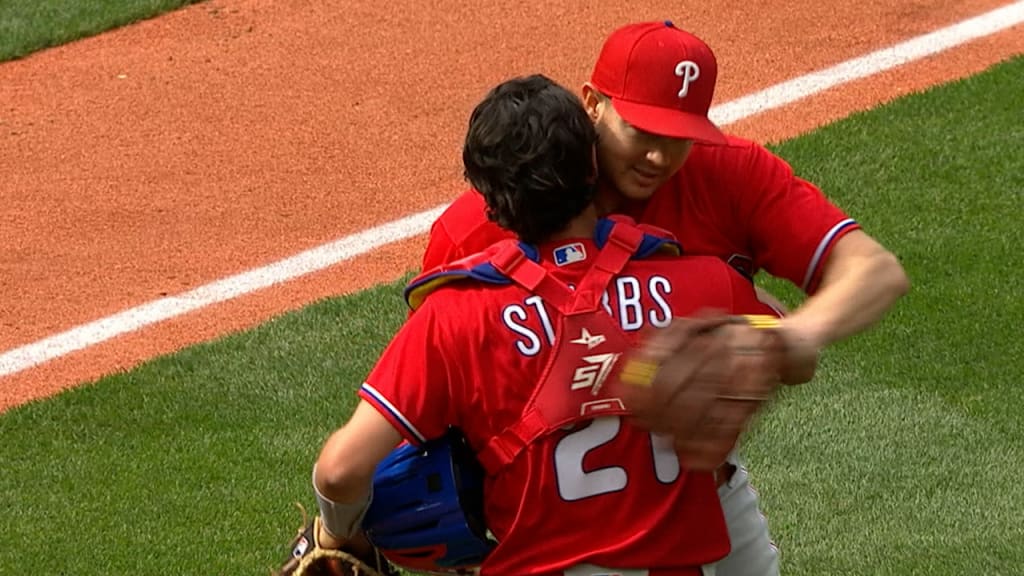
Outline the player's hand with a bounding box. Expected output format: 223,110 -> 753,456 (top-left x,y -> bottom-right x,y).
771,318 -> 820,385
617,311 -> 786,471
275,506 -> 397,576
617,314 -> 732,437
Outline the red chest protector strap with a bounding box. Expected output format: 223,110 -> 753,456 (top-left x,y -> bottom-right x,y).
476,224 -> 646,475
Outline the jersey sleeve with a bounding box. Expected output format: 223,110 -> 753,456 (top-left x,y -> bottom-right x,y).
735,142 -> 860,294
359,301 -> 462,445
421,189 -> 515,272
421,216 -> 462,273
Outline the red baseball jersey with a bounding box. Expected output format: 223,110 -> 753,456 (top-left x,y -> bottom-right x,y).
360,221 -> 782,575
422,135 -> 860,293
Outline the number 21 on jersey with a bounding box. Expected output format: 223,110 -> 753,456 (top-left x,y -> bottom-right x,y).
553,416 -> 680,501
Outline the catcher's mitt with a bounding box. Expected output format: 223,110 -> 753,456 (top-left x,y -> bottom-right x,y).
275,504 -> 398,576
617,313 -> 786,471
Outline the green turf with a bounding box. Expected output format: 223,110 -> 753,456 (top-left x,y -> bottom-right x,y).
0,280 -> 412,574
2,55 -> 1023,575
0,0 -> 204,62
750,53 -> 1024,574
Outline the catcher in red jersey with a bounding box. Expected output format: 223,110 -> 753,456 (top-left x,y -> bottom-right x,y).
303,75 -> 811,576
421,20 -> 910,576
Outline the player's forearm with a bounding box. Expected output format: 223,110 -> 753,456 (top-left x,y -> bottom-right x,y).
313,430 -> 376,547
315,446 -> 375,504
314,401 -> 404,504
785,245 -> 908,349
312,402 -> 403,547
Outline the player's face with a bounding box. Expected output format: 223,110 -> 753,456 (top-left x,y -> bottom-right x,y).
585,89 -> 693,202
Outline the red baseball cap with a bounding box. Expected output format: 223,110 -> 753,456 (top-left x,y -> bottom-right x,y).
590,21 -> 726,145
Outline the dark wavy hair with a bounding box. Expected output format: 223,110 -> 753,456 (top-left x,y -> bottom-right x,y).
462,74 -> 598,244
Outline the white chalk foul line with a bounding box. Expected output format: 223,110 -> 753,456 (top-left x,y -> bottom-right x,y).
711,1 -> 1024,125
0,206 -> 447,377
2,1 -> 1023,379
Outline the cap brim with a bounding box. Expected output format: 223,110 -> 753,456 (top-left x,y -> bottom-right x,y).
611,98 -> 727,145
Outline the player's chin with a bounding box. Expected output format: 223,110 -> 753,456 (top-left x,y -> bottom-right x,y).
617,175 -> 661,201
622,184 -> 659,201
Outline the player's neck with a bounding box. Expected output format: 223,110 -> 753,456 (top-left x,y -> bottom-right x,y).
549,205 -> 599,242
593,180 -> 622,215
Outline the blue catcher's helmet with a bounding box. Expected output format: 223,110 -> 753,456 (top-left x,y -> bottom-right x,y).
362,428 -> 497,574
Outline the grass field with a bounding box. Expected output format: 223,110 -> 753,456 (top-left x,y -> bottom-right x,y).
0,0 -> 203,61
2,2 -> 1023,574
751,55 -> 1024,574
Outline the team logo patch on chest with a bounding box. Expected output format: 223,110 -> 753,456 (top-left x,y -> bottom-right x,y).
569,328 -> 619,395
571,352 -> 621,395
554,242 -> 587,266
570,327 -> 605,350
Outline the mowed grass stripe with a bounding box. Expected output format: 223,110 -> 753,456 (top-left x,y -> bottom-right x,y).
2,55 -> 1023,575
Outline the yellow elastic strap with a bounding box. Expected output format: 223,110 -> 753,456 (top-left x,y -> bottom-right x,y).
739,314 -> 782,329
620,359 -> 658,387
621,315 -> 781,388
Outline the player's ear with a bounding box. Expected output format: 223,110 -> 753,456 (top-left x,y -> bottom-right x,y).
581,83 -> 603,122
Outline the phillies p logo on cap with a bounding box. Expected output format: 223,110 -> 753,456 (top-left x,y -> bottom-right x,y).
589,21 -> 727,145
674,60 -> 701,98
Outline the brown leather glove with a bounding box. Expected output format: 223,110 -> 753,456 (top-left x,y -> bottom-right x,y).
617,312 -> 786,471
275,506 -> 398,576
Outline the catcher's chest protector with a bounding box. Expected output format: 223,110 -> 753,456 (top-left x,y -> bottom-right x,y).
476,224 -> 647,474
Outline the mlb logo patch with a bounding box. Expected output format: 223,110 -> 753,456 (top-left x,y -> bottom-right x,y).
554,242 -> 587,266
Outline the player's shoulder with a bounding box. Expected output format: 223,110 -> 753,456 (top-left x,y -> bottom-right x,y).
410,277 -> 496,312
403,274 -> 508,335
434,189 -> 488,232
441,187 -> 487,215
682,134 -> 787,173
431,188 -> 511,247
670,134 -> 794,199
406,241 -> 518,310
